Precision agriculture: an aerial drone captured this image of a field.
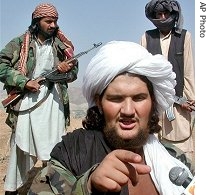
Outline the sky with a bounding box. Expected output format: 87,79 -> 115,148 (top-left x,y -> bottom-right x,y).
0,0 -> 195,87
0,1 -> 210,192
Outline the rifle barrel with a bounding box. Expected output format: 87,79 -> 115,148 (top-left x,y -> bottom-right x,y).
39,42 -> 103,80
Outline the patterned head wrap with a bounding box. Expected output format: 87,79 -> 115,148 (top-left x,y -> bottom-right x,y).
82,41 -> 176,115
32,3 -> 58,19
145,0 -> 183,34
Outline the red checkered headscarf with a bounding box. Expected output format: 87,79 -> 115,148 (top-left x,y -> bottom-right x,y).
32,3 -> 58,19
18,3 -> 74,75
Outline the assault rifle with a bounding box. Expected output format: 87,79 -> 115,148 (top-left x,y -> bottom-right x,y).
1,42 -> 102,108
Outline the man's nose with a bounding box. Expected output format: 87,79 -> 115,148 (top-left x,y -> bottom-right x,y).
50,22 -> 57,28
160,13 -> 166,19
121,99 -> 135,116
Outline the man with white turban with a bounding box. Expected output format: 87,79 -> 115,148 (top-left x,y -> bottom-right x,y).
0,3 -> 78,194
140,0 -> 195,169
28,41 -> 192,195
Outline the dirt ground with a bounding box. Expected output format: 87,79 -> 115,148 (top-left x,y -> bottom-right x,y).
0,109 -> 83,194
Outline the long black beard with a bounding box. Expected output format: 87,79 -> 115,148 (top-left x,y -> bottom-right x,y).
103,126 -> 150,152
37,23 -> 58,39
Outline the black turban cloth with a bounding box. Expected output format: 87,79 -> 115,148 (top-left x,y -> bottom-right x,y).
145,0 -> 183,34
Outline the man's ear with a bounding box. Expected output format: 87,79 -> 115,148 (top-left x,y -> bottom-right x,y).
94,94 -> 101,108
94,94 -> 103,114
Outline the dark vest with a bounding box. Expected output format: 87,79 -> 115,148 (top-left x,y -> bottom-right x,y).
145,28 -> 186,97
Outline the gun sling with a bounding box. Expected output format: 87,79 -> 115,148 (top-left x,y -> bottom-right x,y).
10,83 -> 53,113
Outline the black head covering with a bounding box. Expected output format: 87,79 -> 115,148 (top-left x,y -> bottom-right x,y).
145,0 -> 183,34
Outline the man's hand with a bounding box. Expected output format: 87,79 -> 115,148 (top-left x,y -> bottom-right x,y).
57,61 -> 73,73
24,79 -> 41,92
181,100 -> 195,112
87,149 -> 151,193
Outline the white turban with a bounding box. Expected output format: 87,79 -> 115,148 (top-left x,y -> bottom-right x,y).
82,41 -> 176,114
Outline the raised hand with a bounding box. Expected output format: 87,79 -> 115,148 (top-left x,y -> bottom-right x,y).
87,149 -> 151,193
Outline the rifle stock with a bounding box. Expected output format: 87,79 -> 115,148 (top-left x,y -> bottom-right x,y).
1,42 -> 102,108
1,90 -> 22,108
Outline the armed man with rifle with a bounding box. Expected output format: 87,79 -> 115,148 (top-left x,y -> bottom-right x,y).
140,0 -> 195,172
0,3 -> 90,195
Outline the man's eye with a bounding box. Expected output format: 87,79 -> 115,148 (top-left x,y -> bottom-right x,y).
133,96 -> 146,101
107,97 -> 122,102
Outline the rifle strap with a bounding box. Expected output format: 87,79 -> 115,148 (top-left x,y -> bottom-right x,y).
158,127 -> 193,143
11,83 -> 53,113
